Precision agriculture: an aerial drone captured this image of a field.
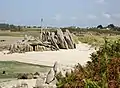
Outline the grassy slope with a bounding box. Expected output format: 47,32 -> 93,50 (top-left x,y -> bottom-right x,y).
0,31 -> 40,37
0,61 -> 51,79
77,35 -> 120,47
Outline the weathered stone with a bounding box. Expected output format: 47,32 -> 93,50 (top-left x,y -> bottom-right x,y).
51,32 -> 59,50
66,30 -> 74,43
17,73 -> 33,79
4,29 -> 76,54
53,62 -> 61,75
35,77 -> 45,87
56,29 -> 68,49
33,72 -> 40,79
67,30 -> 76,48
45,68 -> 55,84
64,31 -> 74,49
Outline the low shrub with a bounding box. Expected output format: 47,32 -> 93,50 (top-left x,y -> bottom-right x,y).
56,39 -> 120,88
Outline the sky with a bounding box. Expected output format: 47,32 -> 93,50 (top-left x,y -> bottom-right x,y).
0,0 -> 120,27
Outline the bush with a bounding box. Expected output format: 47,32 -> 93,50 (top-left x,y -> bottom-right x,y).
56,39 -> 120,88
78,35 -> 104,47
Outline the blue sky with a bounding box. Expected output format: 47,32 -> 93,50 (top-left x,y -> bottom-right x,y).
0,0 -> 120,27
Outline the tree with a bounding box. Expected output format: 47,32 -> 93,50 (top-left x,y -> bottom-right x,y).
33,26 -> 37,28
97,25 -> 103,29
17,26 -> 21,31
9,24 -> 16,29
107,24 -> 115,28
0,23 -> 9,30
38,26 -> 41,28
27,26 -> 31,28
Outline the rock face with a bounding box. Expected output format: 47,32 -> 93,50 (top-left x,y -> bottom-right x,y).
51,32 -> 59,50
8,43 -> 33,54
64,30 -> 75,49
45,62 -> 74,84
3,29 -> 76,54
45,68 -> 55,84
56,29 -> 68,49
53,62 -> 61,75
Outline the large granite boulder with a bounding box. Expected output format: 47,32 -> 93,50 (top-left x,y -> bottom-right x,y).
56,29 -> 68,49
64,30 -> 75,49
50,32 -> 59,50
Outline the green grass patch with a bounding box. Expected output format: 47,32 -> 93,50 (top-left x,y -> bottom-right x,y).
0,32 -> 25,37
78,35 -> 104,46
0,31 -> 41,37
77,35 -> 120,47
23,28 -> 40,31
0,61 -> 51,79
72,35 -> 79,44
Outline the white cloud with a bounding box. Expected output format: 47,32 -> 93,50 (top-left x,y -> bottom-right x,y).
52,14 -> 62,21
96,0 -> 105,3
88,14 -> 97,19
103,13 -> 120,19
71,17 -> 77,20
103,13 -> 111,19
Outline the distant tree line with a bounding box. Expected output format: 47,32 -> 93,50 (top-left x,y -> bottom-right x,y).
97,24 -> 120,31
61,24 -> 120,35
0,23 -> 21,31
1,23 -> 120,33
61,24 -> 120,31
0,23 -> 42,31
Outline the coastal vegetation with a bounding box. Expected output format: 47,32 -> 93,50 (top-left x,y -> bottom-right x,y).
56,39 -> 120,88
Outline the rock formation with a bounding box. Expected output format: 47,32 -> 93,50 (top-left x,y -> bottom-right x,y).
53,61 -> 61,75
64,30 -> 75,49
2,29 -> 76,54
45,68 -> 55,84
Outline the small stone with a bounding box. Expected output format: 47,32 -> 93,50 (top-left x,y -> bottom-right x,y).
35,77 -> 45,87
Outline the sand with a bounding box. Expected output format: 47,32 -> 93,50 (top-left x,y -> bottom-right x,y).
0,43 -> 95,67
0,43 -> 96,88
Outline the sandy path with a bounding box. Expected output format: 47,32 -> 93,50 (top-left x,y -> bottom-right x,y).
0,43 -> 95,67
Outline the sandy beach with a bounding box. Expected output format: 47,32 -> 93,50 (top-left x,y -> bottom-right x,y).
0,43 -> 95,67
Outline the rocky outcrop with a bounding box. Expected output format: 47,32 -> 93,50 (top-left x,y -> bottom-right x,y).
64,30 -> 75,49
8,43 -> 33,54
3,29 -> 76,54
50,32 -> 59,50
56,29 -> 68,49
34,62 -> 73,88
45,62 -> 73,84
0,62 -> 74,88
